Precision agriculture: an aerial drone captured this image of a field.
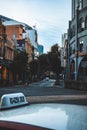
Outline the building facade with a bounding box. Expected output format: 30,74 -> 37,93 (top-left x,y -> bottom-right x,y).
0,15 -> 39,84
25,37 -> 32,63
1,15 -> 38,59
0,19 -> 14,85
61,33 -> 68,68
23,25 -> 38,59
67,0 -> 87,81
0,16 -> 33,83
4,21 -> 33,82
38,44 -> 44,55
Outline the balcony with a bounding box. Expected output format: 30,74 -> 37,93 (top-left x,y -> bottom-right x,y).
75,51 -> 87,57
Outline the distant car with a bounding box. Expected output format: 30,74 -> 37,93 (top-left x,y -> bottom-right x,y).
43,77 -> 49,81
0,93 -> 87,130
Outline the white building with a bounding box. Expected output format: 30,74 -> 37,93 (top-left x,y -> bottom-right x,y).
23,25 -> 38,59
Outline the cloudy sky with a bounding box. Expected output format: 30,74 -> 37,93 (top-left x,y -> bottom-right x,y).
0,0 -> 71,52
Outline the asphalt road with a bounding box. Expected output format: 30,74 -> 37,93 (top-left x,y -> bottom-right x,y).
0,80 -> 87,105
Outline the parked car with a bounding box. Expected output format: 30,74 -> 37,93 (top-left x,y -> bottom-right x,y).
0,93 -> 87,130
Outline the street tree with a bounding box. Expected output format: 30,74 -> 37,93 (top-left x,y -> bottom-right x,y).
47,52 -> 61,78
29,59 -> 39,81
10,51 -> 28,83
38,54 -> 49,76
51,43 -> 60,57
47,44 -> 61,78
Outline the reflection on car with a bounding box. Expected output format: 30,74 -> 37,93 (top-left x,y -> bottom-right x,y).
43,77 -> 49,81
0,93 -> 87,130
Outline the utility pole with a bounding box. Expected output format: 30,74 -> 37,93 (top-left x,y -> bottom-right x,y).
75,6 -> 79,80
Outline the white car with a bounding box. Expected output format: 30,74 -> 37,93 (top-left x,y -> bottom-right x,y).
43,77 -> 49,81
0,93 -> 87,130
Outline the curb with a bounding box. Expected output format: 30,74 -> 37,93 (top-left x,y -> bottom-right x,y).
26,95 -> 87,103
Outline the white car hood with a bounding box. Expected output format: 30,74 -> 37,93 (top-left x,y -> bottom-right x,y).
0,103 -> 87,130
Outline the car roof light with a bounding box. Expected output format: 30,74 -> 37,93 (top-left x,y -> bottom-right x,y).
0,93 -> 28,109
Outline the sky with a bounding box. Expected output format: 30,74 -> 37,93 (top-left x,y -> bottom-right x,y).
0,0 -> 71,53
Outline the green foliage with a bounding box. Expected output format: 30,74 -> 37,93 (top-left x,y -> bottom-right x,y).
29,59 -> 38,76
28,44 -> 61,79
10,51 -> 28,75
47,52 -> 61,77
51,44 -> 60,56
38,54 -> 50,74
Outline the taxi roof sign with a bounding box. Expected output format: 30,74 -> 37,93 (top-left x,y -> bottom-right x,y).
0,93 -> 28,109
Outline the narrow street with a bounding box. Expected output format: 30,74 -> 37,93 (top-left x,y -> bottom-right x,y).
0,79 -> 87,105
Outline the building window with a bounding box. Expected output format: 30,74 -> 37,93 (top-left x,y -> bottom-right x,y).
79,41 -> 83,52
70,25 -> 75,39
79,17 -> 85,32
85,16 -> 87,29
69,47 -> 72,55
79,0 -> 83,10
72,25 -> 75,36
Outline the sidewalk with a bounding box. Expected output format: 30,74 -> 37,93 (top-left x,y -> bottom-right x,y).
27,94 -> 87,103
26,91 -> 87,106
